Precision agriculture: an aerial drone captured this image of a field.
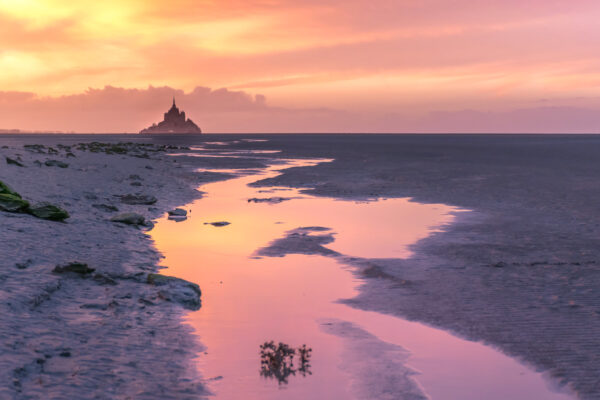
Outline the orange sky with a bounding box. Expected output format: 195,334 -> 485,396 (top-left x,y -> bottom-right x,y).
2,0 -> 600,132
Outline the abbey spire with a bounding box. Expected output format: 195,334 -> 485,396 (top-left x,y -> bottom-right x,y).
139,98 -> 202,134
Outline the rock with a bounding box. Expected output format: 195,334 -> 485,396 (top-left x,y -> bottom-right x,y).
247,197 -> 290,204
53,262 -> 95,274
92,204 -> 119,212
66,152 -> 76,158
28,202 -> 70,221
204,221 -> 230,227
93,273 -> 118,285
44,159 -> 69,168
362,265 -> 399,281
119,194 -> 157,205
15,259 -> 33,269
147,273 -> 201,310
0,193 -> 30,212
6,157 -> 24,167
80,303 -> 110,310
168,208 -> 187,217
142,220 -> 155,230
23,144 -> 46,153
130,182 -> 142,187
168,208 -> 188,221
110,212 -> 146,225
128,174 -> 142,180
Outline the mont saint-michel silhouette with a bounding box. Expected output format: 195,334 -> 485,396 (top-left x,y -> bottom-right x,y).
139,98 -> 202,134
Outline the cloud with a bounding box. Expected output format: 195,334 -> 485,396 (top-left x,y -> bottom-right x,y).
2,1 -> 600,131
0,85 -> 268,133
1,85 -> 599,133
2,0 -> 600,107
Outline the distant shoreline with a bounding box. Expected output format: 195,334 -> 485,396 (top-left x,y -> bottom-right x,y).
2,131 -> 600,136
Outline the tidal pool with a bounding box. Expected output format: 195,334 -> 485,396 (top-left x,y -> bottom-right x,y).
150,157 -> 573,400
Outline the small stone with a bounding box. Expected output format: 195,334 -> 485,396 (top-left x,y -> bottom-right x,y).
119,194 -> 157,205
15,259 -> 33,269
53,262 -> 95,275
247,197 -> 290,204
110,212 -> 146,226
44,160 -> 69,168
93,273 -> 118,285
204,221 -> 230,227
6,157 -> 24,167
168,208 -> 187,217
23,144 -> 45,153
92,204 -> 119,212
147,273 -> 201,310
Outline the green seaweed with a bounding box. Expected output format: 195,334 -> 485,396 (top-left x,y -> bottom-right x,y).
29,202 -> 70,221
0,193 -> 30,212
0,181 -> 21,198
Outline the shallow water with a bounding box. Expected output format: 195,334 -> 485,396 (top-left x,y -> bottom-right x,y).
150,157 -> 573,400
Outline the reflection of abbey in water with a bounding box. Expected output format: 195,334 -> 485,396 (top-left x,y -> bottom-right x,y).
139,98 -> 202,134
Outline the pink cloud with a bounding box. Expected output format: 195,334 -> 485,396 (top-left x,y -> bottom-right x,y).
1,86 -> 599,133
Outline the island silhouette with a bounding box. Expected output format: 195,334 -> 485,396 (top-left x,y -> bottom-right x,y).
140,98 -> 201,134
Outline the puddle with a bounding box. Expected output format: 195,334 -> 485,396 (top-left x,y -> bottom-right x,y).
150,158 -> 573,400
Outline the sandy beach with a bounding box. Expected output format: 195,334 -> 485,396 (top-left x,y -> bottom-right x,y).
1,134 -> 599,399
0,135 -> 228,399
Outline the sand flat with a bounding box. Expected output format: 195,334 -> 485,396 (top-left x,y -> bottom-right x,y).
1,133 -> 598,399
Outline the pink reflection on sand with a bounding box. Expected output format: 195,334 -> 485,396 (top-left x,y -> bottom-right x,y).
150,158 -> 573,400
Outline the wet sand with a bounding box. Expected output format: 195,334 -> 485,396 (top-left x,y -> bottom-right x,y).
1,133 -> 598,399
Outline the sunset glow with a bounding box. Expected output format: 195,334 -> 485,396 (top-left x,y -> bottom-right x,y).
2,0 -> 600,132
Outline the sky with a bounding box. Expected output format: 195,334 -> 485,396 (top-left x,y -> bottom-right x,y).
1,0 -> 600,133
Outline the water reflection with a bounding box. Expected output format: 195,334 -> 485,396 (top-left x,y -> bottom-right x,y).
259,341 -> 313,385
151,156 -> 573,400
